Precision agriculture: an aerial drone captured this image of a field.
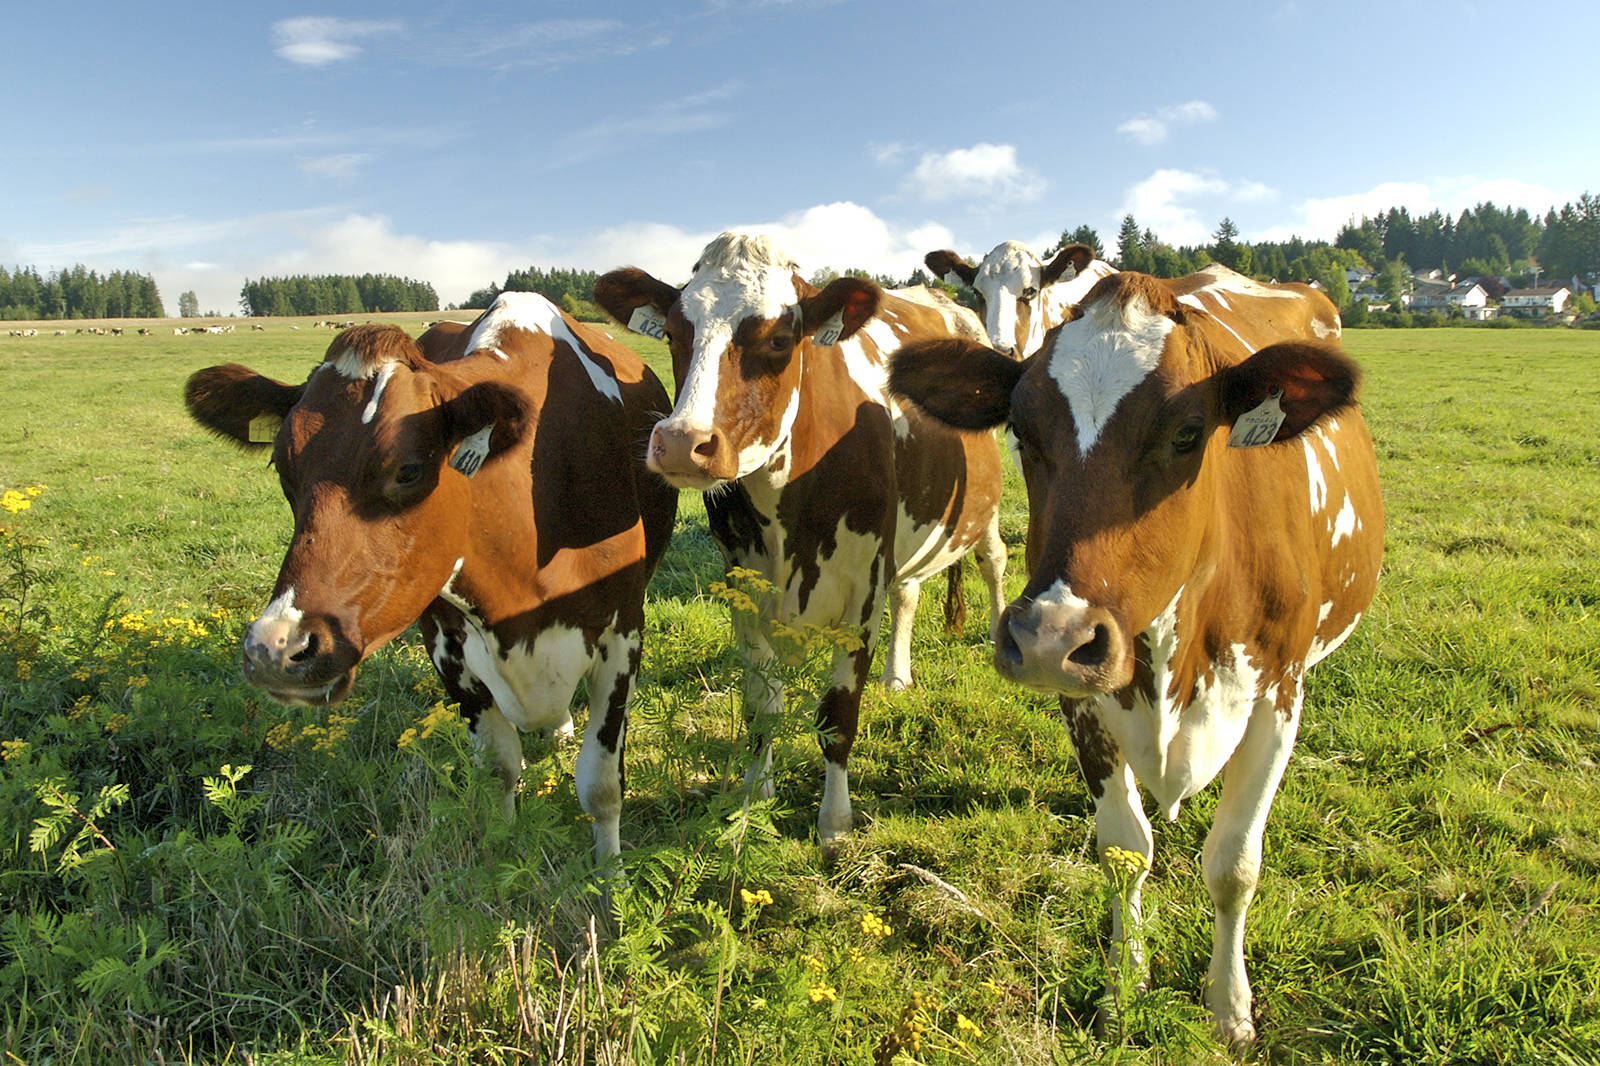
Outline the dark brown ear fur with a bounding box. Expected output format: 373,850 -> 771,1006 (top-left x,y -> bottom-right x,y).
1042,243 -> 1095,285
439,382 -> 534,466
184,364 -> 304,447
594,268 -> 682,326
924,249 -> 977,287
800,276 -> 880,340
1221,340 -> 1362,443
889,338 -> 1021,431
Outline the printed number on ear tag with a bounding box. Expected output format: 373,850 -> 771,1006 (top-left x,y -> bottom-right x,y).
247,414 -> 282,443
1228,389 -> 1286,449
812,312 -> 844,347
627,306 -> 668,341
449,424 -> 494,477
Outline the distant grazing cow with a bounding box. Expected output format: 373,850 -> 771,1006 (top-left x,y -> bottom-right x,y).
185,292 -> 678,864
924,241 -> 1115,359
595,232 -> 1007,845
889,265 -> 1380,1045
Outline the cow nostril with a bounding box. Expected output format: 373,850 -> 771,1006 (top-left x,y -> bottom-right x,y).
693,436 -> 718,459
1068,624 -> 1110,668
289,632 -> 319,664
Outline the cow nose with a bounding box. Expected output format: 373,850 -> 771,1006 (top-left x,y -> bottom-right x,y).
649,422 -> 732,481
995,598 -> 1130,694
243,613 -> 314,669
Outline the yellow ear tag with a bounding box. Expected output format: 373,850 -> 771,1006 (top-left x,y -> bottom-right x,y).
248,414 -> 283,443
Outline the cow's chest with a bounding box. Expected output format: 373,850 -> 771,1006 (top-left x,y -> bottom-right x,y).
1083,593 -> 1290,820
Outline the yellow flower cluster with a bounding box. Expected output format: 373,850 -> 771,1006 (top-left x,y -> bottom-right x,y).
534,772 -> 560,798
398,701 -> 462,750
808,983 -> 838,1004
266,712 -> 358,755
1,484 -> 43,515
1,739 -> 28,761
860,912 -> 892,939
740,887 -> 774,908
956,1013 -> 983,1038
1103,845 -> 1148,878
880,992 -> 932,1057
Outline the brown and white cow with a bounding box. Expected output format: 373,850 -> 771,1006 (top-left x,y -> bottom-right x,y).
889,265 -> 1380,1045
184,291 -> 678,864
595,232 -> 1007,844
924,240 -> 1116,359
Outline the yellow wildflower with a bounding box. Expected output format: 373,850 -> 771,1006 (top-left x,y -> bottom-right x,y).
16,661 -> 31,681
1103,846 -> 1148,879
535,773 -> 559,797
1,490 -> 31,515
956,1013 -> 983,1038
397,727 -> 419,750
740,887 -> 774,908
1,739 -> 28,761
104,713 -> 130,735
808,984 -> 837,1004
802,954 -> 824,973
265,722 -> 295,750
848,947 -> 865,965
860,913 -> 892,939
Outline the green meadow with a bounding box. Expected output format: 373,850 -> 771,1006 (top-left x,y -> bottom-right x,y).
0,319 -> 1596,1064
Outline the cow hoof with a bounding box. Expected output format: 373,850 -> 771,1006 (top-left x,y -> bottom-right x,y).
1213,1016 -> 1257,1049
883,674 -> 913,692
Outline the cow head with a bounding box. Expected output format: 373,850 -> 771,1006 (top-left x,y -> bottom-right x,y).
890,272 -> 1362,697
596,232 -> 879,490
925,241 -> 1094,359
185,324 -> 531,704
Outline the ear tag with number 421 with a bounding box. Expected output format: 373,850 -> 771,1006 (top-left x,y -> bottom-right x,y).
449,423 -> 494,478
248,414 -> 283,443
627,306 -> 667,341
1227,389 -> 1286,449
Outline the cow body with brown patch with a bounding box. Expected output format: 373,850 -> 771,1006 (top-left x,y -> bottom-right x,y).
184,292 -> 677,864
596,232 -> 1006,844
889,265 -> 1381,1045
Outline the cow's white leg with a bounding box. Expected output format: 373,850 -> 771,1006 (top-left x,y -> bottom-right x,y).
1201,692 -> 1301,1048
815,639 -> 873,845
574,631 -> 639,867
737,617 -> 783,800
974,511 -> 1007,642
881,577 -> 921,691
470,704 -> 524,819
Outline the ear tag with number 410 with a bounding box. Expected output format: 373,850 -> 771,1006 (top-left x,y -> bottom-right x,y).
1228,389 -> 1286,449
627,306 -> 668,341
449,423 -> 495,478
812,312 -> 844,347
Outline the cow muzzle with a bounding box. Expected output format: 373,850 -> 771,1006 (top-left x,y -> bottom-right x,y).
241,611 -> 357,705
647,421 -> 737,488
994,596 -> 1132,695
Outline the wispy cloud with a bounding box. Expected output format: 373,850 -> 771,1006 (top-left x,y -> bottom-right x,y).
1252,177 -> 1567,242
426,18 -> 669,71
543,82 -> 742,170
272,17 -> 403,67
1120,168 -> 1276,246
902,143 -> 1045,205
298,154 -> 371,181
1117,100 -> 1219,146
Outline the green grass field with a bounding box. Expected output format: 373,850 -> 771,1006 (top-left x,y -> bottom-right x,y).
1,318 -> 1596,1064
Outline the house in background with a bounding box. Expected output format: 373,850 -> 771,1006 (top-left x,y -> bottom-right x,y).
1500,285 -> 1573,318
1411,279 -> 1494,319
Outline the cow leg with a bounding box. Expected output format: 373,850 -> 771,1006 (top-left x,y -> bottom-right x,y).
736,614 -> 783,801
575,630 -> 640,866
470,702 -> 524,820
816,639 -> 873,845
974,511 -> 1007,642
1201,693 -> 1302,1048
881,577 -> 921,691
1066,705 -> 1153,1013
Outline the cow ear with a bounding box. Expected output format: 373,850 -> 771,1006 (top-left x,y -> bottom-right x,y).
889,338 -> 1022,431
799,276 -> 880,342
438,382 -> 533,476
185,363 -> 303,447
1221,341 -> 1362,445
593,268 -> 681,340
1042,243 -> 1095,286
924,250 -> 977,287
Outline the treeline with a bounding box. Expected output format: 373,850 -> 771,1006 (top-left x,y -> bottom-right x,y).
0,265 -> 164,320
1094,193 -> 1600,309
461,266 -> 601,318
239,274 -> 439,317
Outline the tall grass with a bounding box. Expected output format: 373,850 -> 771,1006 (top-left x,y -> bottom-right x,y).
0,320 -> 1596,1064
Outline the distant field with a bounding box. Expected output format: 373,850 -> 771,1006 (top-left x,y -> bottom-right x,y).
1,324 -> 1596,1064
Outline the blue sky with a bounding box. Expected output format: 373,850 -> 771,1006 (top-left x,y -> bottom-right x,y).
4,1 -> 1592,316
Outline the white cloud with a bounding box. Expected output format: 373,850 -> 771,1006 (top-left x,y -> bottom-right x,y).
543,82 -> 741,170
1118,169 -> 1281,246
1117,100 -> 1219,145
903,143 -> 1045,205
298,154 -> 370,181
1250,177 -> 1566,243
272,17 -> 402,67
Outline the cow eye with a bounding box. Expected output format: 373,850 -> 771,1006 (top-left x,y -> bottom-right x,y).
1172,423 -> 1203,455
1020,286 -> 1039,302
394,462 -> 427,488
767,334 -> 792,355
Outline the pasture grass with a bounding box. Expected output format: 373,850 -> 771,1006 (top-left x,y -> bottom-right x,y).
1,321 -> 1597,1064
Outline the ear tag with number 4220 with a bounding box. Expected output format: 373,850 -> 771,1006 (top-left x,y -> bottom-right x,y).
812,312 -> 844,347
627,306 -> 668,341
449,423 -> 494,478
248,414 -> 283,443
1228,389 -> 1286,449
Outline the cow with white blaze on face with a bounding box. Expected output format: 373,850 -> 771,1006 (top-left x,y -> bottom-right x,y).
888,264 -> 1381,1046
595,232 -> 1008,846
184,292 -> 678,865
924,240 -> 1115,359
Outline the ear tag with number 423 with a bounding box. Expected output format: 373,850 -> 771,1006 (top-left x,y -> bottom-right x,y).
627,306 -> 668,341
449,423 -> 494,478
1227,389 -> 1286,449
248,414 -> 283,443
812,312 -> 844,347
